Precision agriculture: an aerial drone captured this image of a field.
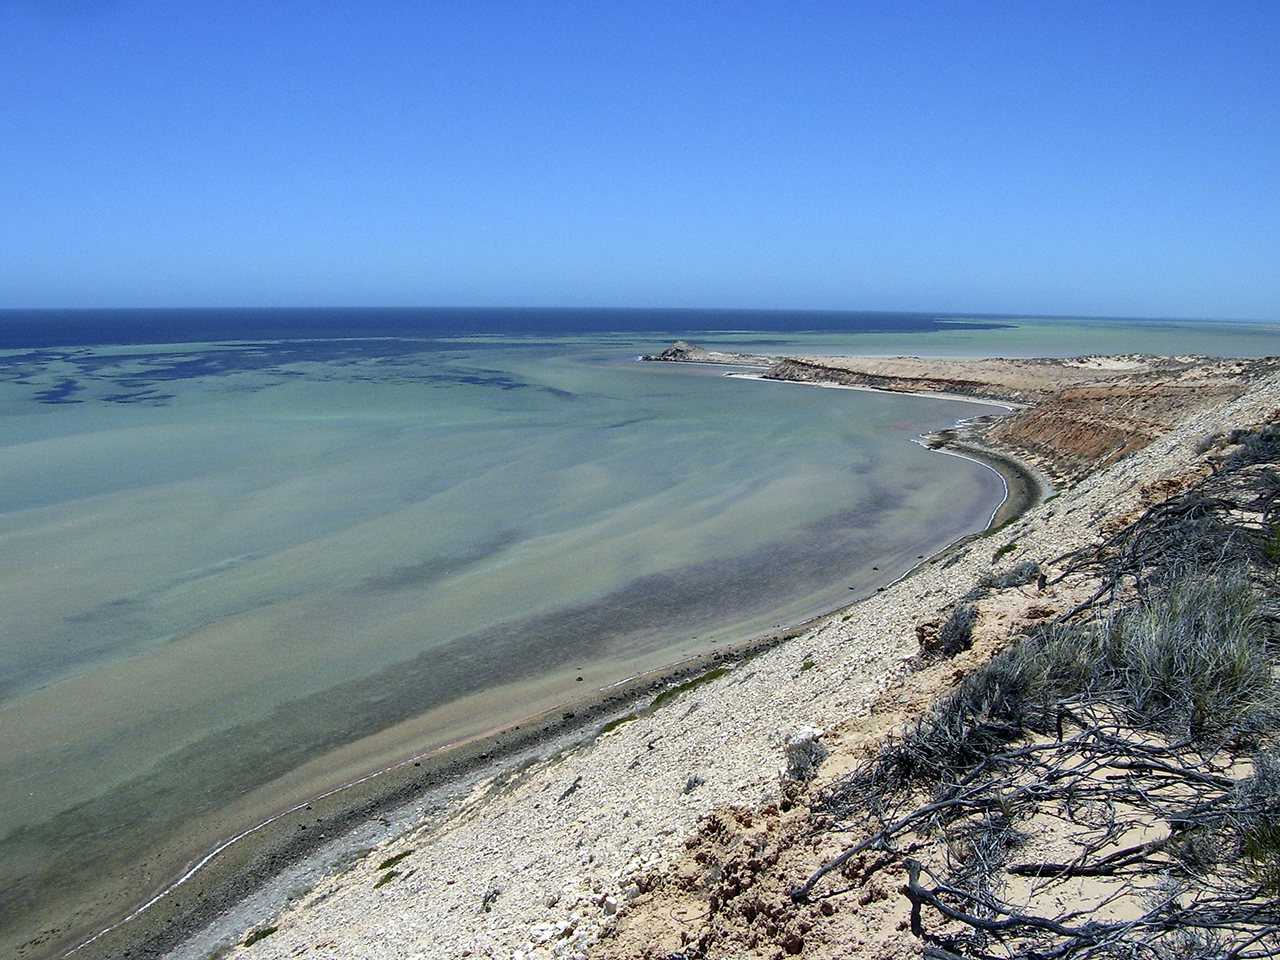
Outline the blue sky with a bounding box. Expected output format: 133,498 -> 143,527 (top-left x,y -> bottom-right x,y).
1,1 -> 1277,318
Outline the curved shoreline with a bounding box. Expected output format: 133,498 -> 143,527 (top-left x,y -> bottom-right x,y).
82,632 -> 809,960
736,366 -> 1049,528
84,378 -> 1042,960
929,437 -> 1048,529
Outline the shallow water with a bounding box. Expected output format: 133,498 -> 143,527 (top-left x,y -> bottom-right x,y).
0,328 -> 1013,956
1,313 -> 1277,958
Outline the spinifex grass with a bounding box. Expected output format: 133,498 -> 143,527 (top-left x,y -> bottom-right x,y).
799,425 -> 1280,958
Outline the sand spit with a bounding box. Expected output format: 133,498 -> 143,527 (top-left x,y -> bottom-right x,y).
157,355 -> 1280,960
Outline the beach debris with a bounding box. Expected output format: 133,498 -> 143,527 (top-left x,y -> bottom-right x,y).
783,727 -> 827,781
558,775 -> 583,802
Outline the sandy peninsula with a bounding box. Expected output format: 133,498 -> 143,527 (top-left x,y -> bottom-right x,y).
98,350 -> 1280,960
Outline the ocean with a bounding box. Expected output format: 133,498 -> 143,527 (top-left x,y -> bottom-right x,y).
1,308 -> 1278,959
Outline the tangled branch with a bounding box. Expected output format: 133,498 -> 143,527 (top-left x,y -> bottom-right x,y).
793,423 -> 1280,958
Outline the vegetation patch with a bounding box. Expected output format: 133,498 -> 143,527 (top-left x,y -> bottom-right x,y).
935,604 -> 978,658
243,926 -> 278,947
377,849 -> 413,871
981,516 -> 1015,537
650,668 -> 730,711
792,423 -> 1280,959
991,540 -> 1018,562
599,712 -> 640,735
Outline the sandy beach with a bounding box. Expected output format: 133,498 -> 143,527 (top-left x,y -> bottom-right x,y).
73,350 -> 1280,960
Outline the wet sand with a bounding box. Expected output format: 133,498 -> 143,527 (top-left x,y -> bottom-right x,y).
76,629 -> 805,960
921,431 -> 1049,529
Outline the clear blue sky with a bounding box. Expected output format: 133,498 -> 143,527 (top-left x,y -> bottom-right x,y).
2,1 -> 1277,318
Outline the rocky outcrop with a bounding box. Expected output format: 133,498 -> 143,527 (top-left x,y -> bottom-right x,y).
641,341 -> 778,366
763,357 -> 1025,403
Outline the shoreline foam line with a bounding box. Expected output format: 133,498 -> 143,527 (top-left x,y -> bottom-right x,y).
923,442 -> 1011,529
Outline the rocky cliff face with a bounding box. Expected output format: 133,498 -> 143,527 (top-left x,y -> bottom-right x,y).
757,352 -> 1279,484
983,380 -> 1250,482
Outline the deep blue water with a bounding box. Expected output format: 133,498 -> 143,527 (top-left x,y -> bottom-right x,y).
0,306 -> 1012,350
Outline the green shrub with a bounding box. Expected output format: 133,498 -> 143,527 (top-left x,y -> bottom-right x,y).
243,927 -> 278,947
1259,523 -> 1280,565
1224,424 -> 1280,469
1108,567 -> 1275,736
951,565 -> 1276,741
938,604 -> 978,657
980,560 -> 1041,591
377,849 -> 413,870
862,567 -> 1277,800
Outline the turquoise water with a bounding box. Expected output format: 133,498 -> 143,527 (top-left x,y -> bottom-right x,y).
682,314 -> 1280,359
0,329 -> 1009,954
1,314 -> 1277,957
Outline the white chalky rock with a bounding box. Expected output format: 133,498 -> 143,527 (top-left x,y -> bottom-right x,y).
784,726 -> 828,781
530,924 -> 558,944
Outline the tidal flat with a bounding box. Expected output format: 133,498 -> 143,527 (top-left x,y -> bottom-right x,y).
0,329 -> 1007,959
